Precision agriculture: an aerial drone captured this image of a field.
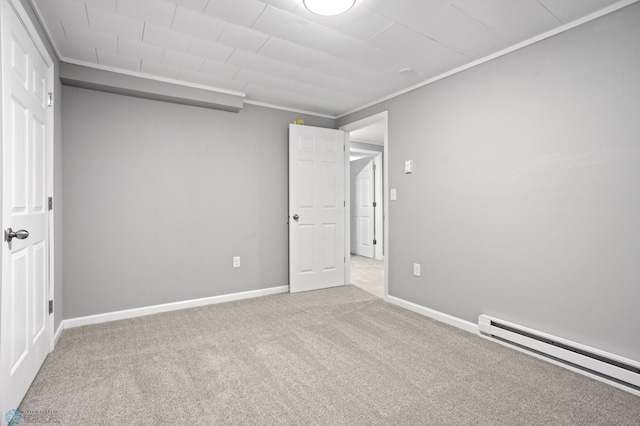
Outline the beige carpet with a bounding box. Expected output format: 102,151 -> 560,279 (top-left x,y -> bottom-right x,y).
20,286 -> 640,425
350,254 -> 384,299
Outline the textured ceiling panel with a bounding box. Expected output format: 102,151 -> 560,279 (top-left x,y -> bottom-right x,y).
32,0 -> 627,116
87,5 -> 144,40
171,6 -> 226,41
116,0 -> 176,26
97,48 -> 141,71
539,0 -> 620,23
119,38 -> 165,62
217,22 -> 270,52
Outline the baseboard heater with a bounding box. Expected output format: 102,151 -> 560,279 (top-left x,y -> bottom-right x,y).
478,315 -> 640,391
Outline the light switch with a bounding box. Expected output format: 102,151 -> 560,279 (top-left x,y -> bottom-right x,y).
405,160 -> 413,174
390,189 -> 397,201
233,256 -> 241,268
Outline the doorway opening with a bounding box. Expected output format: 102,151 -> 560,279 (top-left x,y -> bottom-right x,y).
341,112 -> 388,300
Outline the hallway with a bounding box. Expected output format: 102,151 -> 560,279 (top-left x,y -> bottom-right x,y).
350,254 -> 384,299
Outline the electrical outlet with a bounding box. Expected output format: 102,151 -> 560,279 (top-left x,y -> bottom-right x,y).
233,256 -> 241,268
413,263 -> 421,277
405,160 -> 413,174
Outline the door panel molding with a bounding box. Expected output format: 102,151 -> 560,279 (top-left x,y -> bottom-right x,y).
289,124 -> 346,293
1,0 -> 55,420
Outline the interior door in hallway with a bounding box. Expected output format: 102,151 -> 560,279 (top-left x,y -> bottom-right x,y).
1,0 -> 52,419
289,124 -> 346,293
350,157 -> 374,258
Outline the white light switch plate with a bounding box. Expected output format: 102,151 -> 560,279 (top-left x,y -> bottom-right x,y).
233,256 -> 241,268
413,263 -> 421,277
390,189 -> 397,200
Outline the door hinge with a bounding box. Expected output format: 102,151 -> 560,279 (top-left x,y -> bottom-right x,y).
344,200 -> 346,207
48,197 -> 53,211
373,239 -> 377,245
373,164 -> 377,170
47,93 -> 53,107
373,201 -> 377,207
49,300 -> 53,315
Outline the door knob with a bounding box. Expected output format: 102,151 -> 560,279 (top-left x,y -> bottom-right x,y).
292,214 -> 299,222
5,228 -> 29,243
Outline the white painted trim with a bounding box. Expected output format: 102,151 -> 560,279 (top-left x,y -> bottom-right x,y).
26,0 -> 62,61
340,112 -> 388,133
386,295 -> 479,335
344,132 -> 351,285
382,112 -> 387,296
336,0 -> 639,119
45,53 -> 55,353
478,334 -> 640,397
61,57 -> 247,98
53,322 -> 63,347
243,99 -> 335,119
373,153 -> 383,260
64,285 -> 289,329
8,0 -> 54,67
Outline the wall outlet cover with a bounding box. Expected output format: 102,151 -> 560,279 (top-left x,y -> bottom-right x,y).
405,160 -> 413,174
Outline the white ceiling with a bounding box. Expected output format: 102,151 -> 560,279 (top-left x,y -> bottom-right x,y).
32,0 -> 625,117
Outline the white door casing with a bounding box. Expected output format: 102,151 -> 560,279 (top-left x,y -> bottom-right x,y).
289,124 -> 346,293
1,0 -> 52,418
350,156 -> 374,258
372,153 -> 383,260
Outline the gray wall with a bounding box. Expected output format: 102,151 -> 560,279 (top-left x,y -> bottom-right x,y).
338,4 -> 640,361
62,86 -> 334,319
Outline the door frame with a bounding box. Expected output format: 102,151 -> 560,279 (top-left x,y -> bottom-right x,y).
340,111 -> 388,300
0,0 -> 56,355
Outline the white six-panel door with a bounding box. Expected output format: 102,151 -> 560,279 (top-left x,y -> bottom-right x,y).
350,157 -> 375,258
1,0 -> 51,418
289,124 -> 345,293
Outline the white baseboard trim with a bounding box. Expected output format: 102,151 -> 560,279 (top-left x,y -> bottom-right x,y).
53,322 -> 64,346
64,285 -> 289,329
386,295 -> 479,334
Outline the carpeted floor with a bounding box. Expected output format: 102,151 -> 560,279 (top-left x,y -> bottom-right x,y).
20,286 -> 640,425
350,254 -> 384,299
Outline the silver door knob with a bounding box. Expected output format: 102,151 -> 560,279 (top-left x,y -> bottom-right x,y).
5,228 -> 29,243
292,214 -> 299,222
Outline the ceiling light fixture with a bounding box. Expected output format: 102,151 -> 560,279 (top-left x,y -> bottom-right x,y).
303,0 -> 356,16
398,67 -> 415,76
